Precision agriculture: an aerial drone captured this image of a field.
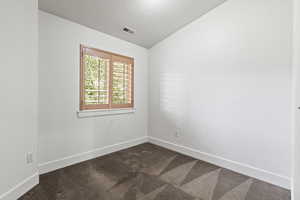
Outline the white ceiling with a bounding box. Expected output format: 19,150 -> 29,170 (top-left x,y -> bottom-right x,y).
39,0 -> 227,48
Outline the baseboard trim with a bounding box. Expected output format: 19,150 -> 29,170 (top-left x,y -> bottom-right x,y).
0,172 -> 39,200
1,136 -> 288,199
38,136 -> 290,189
39,136 -> 148,174
148,136 -> 291,189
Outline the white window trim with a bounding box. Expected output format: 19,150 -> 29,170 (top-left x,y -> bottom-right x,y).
77,108 -> 136,118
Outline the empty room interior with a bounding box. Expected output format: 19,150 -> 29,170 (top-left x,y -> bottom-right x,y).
2,0 -> 300,199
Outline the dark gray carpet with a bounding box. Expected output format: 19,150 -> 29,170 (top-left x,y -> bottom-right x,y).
19,143 -> 291,200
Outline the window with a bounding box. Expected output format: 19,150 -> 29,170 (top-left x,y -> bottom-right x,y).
80,45 -> 134,110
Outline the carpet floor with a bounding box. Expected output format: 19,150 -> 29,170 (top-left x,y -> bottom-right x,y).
19,143 -> 291,200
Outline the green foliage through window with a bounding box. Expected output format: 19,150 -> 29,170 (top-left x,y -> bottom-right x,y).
84,55 -> 109,105
81,46 -> 133,110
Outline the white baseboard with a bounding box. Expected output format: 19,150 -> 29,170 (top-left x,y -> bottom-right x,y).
38,135 -> 290,190
1,136 -> 289,199
148,136 -> 291,189
0,173 -> 39,200
39,136 -> 148,174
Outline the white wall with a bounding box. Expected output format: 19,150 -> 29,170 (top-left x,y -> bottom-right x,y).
149,0 -> 292,188
38,12 -> 148,168
0,0 -> 38,199
293,0 -> 300,198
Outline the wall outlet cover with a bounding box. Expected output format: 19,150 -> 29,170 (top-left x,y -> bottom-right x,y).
26,152 -> 33,164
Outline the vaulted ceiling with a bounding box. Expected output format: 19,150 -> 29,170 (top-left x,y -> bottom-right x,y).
39,0 -> 227,48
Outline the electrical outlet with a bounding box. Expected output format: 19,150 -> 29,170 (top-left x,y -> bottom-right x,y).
175,129 -> 180,137
26,152 -> 33,164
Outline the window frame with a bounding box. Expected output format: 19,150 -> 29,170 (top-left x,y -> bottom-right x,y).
80,45 -> 134,111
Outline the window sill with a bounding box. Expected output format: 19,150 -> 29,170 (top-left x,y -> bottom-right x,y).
77,108 -> 136,118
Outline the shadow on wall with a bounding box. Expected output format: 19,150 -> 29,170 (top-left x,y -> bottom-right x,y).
159,73 -> 187,134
